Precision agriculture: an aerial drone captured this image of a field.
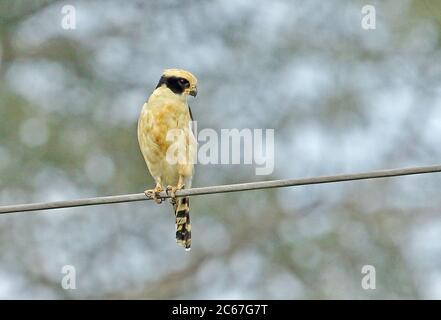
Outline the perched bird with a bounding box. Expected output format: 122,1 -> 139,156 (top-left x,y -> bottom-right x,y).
138,69 -> 198,251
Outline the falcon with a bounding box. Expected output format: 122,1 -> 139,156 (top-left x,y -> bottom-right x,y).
138,69 -> 198,251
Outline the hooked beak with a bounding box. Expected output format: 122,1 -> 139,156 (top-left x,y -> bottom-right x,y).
189,87 -> 198,97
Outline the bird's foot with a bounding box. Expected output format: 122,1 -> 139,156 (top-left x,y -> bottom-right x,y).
144,185 -> 164,204
166,184 -> 185,205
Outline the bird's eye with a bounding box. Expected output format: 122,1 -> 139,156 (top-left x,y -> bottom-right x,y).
179,79 -> 186,83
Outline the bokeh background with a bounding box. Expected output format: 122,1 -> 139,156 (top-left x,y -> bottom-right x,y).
0,0 -> 441,299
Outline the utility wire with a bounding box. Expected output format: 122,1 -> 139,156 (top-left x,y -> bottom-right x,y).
1,164 -> 441,215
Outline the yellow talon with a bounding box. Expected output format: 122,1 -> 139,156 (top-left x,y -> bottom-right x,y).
166,184 -> 185,205
144,184 -> 163,204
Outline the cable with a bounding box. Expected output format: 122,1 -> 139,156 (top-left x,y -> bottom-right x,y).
1,164 -> 441,215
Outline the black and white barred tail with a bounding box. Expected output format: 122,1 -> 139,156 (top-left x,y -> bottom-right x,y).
174,197 -> 191,250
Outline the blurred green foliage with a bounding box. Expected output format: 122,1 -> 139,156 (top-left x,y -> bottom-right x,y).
0,0 -> 440,299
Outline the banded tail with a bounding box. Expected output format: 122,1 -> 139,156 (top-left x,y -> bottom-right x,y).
174,196 -> 191,250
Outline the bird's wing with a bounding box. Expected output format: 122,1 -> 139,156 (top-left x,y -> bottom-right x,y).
188,105 -> 194,122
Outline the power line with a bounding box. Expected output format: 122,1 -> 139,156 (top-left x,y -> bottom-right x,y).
1,164 -> 441,215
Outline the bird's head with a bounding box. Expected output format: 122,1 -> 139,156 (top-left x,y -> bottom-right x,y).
156,69 -> 198,97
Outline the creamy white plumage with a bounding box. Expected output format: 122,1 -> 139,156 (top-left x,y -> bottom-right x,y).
137,69 -> 198,250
